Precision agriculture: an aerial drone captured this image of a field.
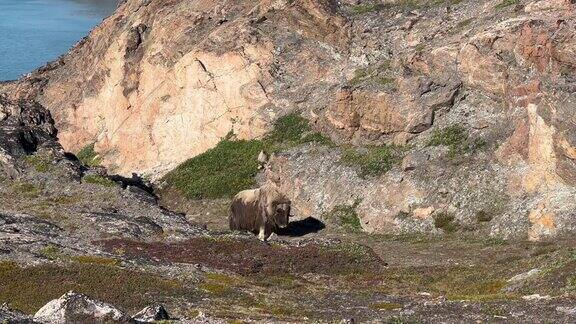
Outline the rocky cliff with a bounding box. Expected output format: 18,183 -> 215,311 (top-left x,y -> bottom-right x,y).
2,0 -> 576,239
1,0 -> 576,322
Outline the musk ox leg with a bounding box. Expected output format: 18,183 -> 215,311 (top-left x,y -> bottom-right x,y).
258,226 -> 275,242
257,226 -> 267,241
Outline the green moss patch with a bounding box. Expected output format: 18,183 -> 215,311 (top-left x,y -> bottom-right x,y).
199,282 -> 233,296
325,199 -> 363,232
72,255 -> 120,266
82,174 -> 117,187
200,272 -> 242,297
76,143 -> 102,167
39,245 -> 62,260
10,181 -> 42,198
341,145 -> 401,177
24,154 -> 52,172
495,0 -> 519,10
263,113 -> 333,151
427,125 -> 486,158
433,212 -> 459,233
349,61 -> 395,88
162,138 -> 263,199
0,261 -> 190,314
350,3 -> 384,15
162,114 -> 332,200
370,302 -> 402,310
350,0 -> 464,14
367,263 -> 515,302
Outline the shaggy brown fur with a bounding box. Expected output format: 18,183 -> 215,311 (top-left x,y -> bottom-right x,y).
229,183 -> 291,241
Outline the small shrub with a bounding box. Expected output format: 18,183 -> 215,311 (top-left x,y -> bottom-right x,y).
433,212 -> 459,233
39,245 -> 61,260
11,181 -> 41,198
457,18 -> 474,29
82,174 -> 117,187
76,143 -> 102,167
392,0 -> 422,10
431,0 -> 465,6
24,154 -> 52,172
396,211 -> 410,219
326,199 -> 363,232
72,255 -> 119,266
427,125 -> 486,158
476,210 -> 493,223
300,132 -> 334,146
566,276 -> 576,290
414,43 -> 426,53
495,0 -> 519,10
341,145 -> 400,177
266,114 -> 310,146
428,125 -> 467,148
485,238 -> 507,246
370,302 -> 402,310
350,3 -> 383,15
264,113 -> 333,151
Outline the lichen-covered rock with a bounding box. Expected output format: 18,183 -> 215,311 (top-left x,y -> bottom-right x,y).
0,304 -> 37,323
0,95 -> 58,159
33,292 -> 129,324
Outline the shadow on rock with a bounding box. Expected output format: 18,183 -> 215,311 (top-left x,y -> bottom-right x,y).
277,217 -> 325,237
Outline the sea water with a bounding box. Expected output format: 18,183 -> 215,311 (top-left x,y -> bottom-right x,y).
0,0 -> 117,81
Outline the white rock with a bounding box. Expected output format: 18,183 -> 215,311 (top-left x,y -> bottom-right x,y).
33,291 -> 127,324
556,306 -> 576,315
522,294 -> 551,301
507,268 -> 541,283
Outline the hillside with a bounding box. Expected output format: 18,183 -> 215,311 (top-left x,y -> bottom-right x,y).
3,0 -> 574,238
0,0 -> 575,322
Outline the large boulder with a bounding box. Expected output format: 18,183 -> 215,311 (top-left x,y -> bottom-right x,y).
0,95 -> 58,159
33,292 -> 129,324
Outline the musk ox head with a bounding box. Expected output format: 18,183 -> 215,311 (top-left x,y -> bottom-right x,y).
261,184 -> 292,229
273,202 -> 291,229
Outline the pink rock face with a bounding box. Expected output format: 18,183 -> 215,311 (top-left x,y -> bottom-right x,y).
11,0 -> 349,179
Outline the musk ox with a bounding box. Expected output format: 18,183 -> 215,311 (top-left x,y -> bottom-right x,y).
229,183 -> 291,241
